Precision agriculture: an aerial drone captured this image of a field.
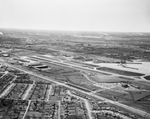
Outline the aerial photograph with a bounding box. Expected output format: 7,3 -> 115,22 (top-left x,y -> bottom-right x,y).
0,0 -> 150,119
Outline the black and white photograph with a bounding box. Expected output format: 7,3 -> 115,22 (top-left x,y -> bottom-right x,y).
0,0 -> 150,119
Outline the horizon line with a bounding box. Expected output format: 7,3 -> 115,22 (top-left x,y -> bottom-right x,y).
0,27 -> 150,33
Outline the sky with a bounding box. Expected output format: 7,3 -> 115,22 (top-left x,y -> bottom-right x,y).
0,0 -> 150,32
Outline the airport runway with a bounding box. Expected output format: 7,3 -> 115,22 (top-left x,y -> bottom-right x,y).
5,62 -> 150,119
28,56 -> 150,86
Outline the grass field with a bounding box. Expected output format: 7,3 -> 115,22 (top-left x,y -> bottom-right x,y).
97,67 -> 144,76
67,74 -> 100,91
123,102 -> 150,113
89,74 -> 134,83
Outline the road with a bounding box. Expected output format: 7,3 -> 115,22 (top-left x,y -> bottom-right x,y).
0,83 -> 15,98
5,63 -> 150,119
22,100 -> 31,119
29,56 -> 150,93
29,56 -> 150,84
67,90 -> 93,119
22,81 -> 35,100
10,75 -> 17,83
46,85 -> 52,101
58,101 -> 61,119
0,71 -> 8,78
81,71 -> 122,94
92,110 -> 132,119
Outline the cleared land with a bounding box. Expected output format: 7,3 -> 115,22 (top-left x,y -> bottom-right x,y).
89,74 -> 134,83
97,67 -> 144,76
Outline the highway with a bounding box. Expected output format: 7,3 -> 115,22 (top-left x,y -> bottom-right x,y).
25,56 -> 150,93
29,56 -> 150,83
5,62 -> 150,119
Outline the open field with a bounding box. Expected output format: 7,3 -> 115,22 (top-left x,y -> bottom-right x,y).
89,74 -> 134,83
67,74 -> 99,91
97,67 -> 144,76
123,102 -> 150,114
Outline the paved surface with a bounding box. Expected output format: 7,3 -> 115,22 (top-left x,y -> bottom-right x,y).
92,110 -> 132,119
46,85 -> 52,101
0,83 -> 15,98
67,90 -> 93,119
58,101 -> 61,119
81,71 -> 121,94
28,56 -> 150,86
22,81 -> 35,100
22,100 -> 31,119
3,62 -> 150,119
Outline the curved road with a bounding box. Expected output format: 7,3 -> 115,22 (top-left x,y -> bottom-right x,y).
4,63 -> 150,119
